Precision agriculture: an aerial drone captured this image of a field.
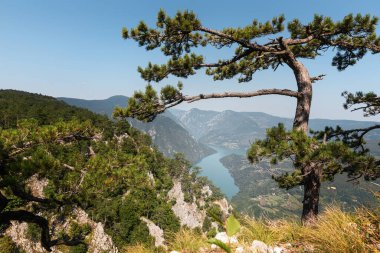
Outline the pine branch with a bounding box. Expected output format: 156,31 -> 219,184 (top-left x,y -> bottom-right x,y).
183,89 -> 300,103
0,210 -> 52,251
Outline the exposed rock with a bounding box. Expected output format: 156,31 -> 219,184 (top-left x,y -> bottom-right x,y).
88,223 -> 118,253
26,174 -> 48,198
235,246 -> 244,253
214,232 -> 238,244
140,217 -> 165,247
6,222 -> 50,253
201,185 -> 213,197
71,208 -> 118,253
214,198 -> 231,217
273,246 -> 284,253
250,240 -> 274,253
6,175 -> 118,253
148,171 -> 155,186
168,180 -> 205,228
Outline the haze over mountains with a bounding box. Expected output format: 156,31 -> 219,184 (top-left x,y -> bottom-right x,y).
58,96 -> 215,162
171,108 -> 380,150
60,95 -> 380,154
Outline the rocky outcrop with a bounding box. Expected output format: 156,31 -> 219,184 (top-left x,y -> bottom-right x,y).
26,174 -> 48,198
140,217 -> 165,247
6,222 -> 48,253
168,181 -> 205,229
6,175 -> 118,253
73,208 -> 118,253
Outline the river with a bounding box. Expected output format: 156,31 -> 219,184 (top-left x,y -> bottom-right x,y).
194,146 -> 244,199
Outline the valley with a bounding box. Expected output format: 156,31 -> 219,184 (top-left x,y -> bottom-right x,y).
57,97 -> 380,218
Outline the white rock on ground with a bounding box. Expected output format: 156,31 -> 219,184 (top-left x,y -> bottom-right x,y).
273,246 -> 284,253
140,217 -> 166,247
250,240 -> 274,253
214,232 -> 238,244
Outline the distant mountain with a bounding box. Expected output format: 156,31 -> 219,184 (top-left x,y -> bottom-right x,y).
58,95 -> 129,116
171,108 -> 380,150
59,96 -> 215,162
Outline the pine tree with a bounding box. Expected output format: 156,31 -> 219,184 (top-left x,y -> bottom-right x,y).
0,119 -> 98,251
117,10 -> 380,223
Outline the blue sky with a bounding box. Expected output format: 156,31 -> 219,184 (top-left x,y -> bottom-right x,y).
1,0 -> 380,121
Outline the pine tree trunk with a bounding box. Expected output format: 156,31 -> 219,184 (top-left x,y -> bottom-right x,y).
289,59 -> 321,224
301,163 -> 321,224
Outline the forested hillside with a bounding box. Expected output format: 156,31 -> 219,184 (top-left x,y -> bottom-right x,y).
0,90 -> 225,252
0,90 -> 111,130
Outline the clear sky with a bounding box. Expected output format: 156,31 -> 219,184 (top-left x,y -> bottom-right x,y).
1,0 -> 380,121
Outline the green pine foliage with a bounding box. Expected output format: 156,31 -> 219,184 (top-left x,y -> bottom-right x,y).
247,124 -> 378,189
118,11 -> 380,121
0,91 -> 221,250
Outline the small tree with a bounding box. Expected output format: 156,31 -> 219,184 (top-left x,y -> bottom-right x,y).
118,10 -> 380,223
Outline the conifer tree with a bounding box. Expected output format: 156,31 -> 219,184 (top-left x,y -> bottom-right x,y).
117,10 -> 380,223
0,120 -> 98,251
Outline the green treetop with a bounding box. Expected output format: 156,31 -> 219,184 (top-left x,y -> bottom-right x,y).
118,10 -> 380,223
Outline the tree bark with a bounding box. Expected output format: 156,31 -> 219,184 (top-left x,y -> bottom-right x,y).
301,163 -> 322,224
289,59 -> 321,224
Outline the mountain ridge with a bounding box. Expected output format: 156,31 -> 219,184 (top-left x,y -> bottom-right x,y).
58,96 -> 215,162
170,108 -> 380,149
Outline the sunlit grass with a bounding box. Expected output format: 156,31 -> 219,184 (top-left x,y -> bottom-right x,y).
237,205 -> 379,252
300,206 -> 368,252
121,244 -> 154,253
167,228 -> 208,253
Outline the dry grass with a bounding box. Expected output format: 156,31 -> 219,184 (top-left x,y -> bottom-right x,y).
300,206 -> 369,253
238,216 -> 302,246
167,228 -> 209,253
237,206 -> 379,252
121,244 -> 154,253
120,205 -> 380,253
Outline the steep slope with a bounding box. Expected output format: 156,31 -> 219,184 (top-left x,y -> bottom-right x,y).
0,90 -> 226,252
59,96 -> 215,162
